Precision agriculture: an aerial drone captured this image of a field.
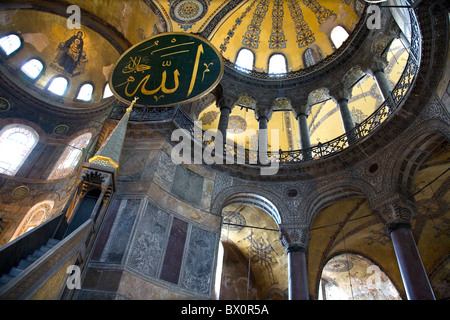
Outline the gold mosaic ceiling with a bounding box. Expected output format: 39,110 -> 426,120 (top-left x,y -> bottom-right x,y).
155,0 -> 363,72
0,0 -> 363,105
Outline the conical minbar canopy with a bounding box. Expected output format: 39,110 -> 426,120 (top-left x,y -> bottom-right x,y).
88,97 -> 138,173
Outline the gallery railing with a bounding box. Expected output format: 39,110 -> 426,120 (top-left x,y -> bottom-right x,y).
109,7 -> 420,166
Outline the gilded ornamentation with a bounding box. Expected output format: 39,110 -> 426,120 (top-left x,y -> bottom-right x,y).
302,0 -> 336,24
199,110 -> 219,125
269,0 -> 287,49
219,0 -> 257,53
287,0 -> 315,48
52,29 -> 88,77
0,97 -> 10,112
323,259 -> 354,272
245,233 -> 278,285
223,210 -> 247,231
169,0 -> 210,30
228,115 -> 247,134
11,186 -> 29,200
242,0 -> 269,49
279,223 -> 311,250
236,93 -> 257,109
53,124 -> 69,135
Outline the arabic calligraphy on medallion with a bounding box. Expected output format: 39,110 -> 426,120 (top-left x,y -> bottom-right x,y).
110,33 -> 223,107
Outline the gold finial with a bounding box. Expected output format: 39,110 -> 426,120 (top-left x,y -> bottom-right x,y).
126,97 -> 139,113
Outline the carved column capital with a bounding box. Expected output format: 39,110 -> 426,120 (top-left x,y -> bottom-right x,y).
371,193 -> 417,232
217,95 -> 235,112
279,224 -> 311,252
255,104 -> 273,121
367,55 -> 389,75
292,102 -> 310,119
328,86 -> 352,103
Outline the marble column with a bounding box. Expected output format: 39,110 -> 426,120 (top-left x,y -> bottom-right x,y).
330,88 -> 357,145
374,195 -> 435,300
369,56 -> 394,108
297,113 -> 312,159
255,106 -> 272,164
280,224 -> 311,300
216,98 -> 234,145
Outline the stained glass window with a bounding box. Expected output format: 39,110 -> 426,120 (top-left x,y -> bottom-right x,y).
268,53 -> 287,75
21,58 -> 44,79
48,133 -> 92,180
76,83 -> 94,101
47,76 -> 69,96
0,125 -> 38,176
331,26 -> 349,49
235,48 -> 254,72
0,34 -> 21,55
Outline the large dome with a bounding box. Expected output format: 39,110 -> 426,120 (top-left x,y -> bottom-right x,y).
208,0 -> 363,73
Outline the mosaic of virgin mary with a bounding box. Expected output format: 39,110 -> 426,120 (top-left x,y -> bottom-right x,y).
55,30 -> 87,76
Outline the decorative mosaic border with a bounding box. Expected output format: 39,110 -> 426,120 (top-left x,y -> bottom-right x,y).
286,0 -> 315,49
269,0 -> 287,49
242,0 -> 269,49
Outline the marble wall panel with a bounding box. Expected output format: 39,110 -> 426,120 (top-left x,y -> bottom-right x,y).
159,217 -> 189,284
179,225 -> 218,297
100,198 -> 141,264
128,201 -> 171,278
91,198 -> 122,261
153,151 -> 177,192
171,165 -> 204,206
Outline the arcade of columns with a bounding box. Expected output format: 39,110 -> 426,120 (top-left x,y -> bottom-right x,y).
210,22 -> 436,298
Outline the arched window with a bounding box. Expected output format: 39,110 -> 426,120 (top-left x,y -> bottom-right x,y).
12,201 -> 54,240
303,48 -> 322,68
0,125 -> 39,176
268,54 -> 287,75
21,58 -> 44,80
103,82 -> 114,99
331,26 -> 349,49
76,83 -> 94,102
48,132 -> 92,180
47,76 -> 69,96
319,253 -> 401,300
0,34 -> 21,56
235,48 -> 254,71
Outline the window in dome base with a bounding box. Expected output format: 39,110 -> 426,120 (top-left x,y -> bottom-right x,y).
331,26 -> 349,49
235,48 -> 255,72
103,83 -> 114,99
21,58 -> 44,80
47,76 -> 69,96
0,34 -> 21,56
76,83 -> 94,102
268,53 -> 287,75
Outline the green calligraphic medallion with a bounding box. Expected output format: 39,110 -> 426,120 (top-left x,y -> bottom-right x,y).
110,32 -> 223,107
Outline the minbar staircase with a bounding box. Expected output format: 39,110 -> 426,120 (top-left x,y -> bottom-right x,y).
0,238 -> 60,289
